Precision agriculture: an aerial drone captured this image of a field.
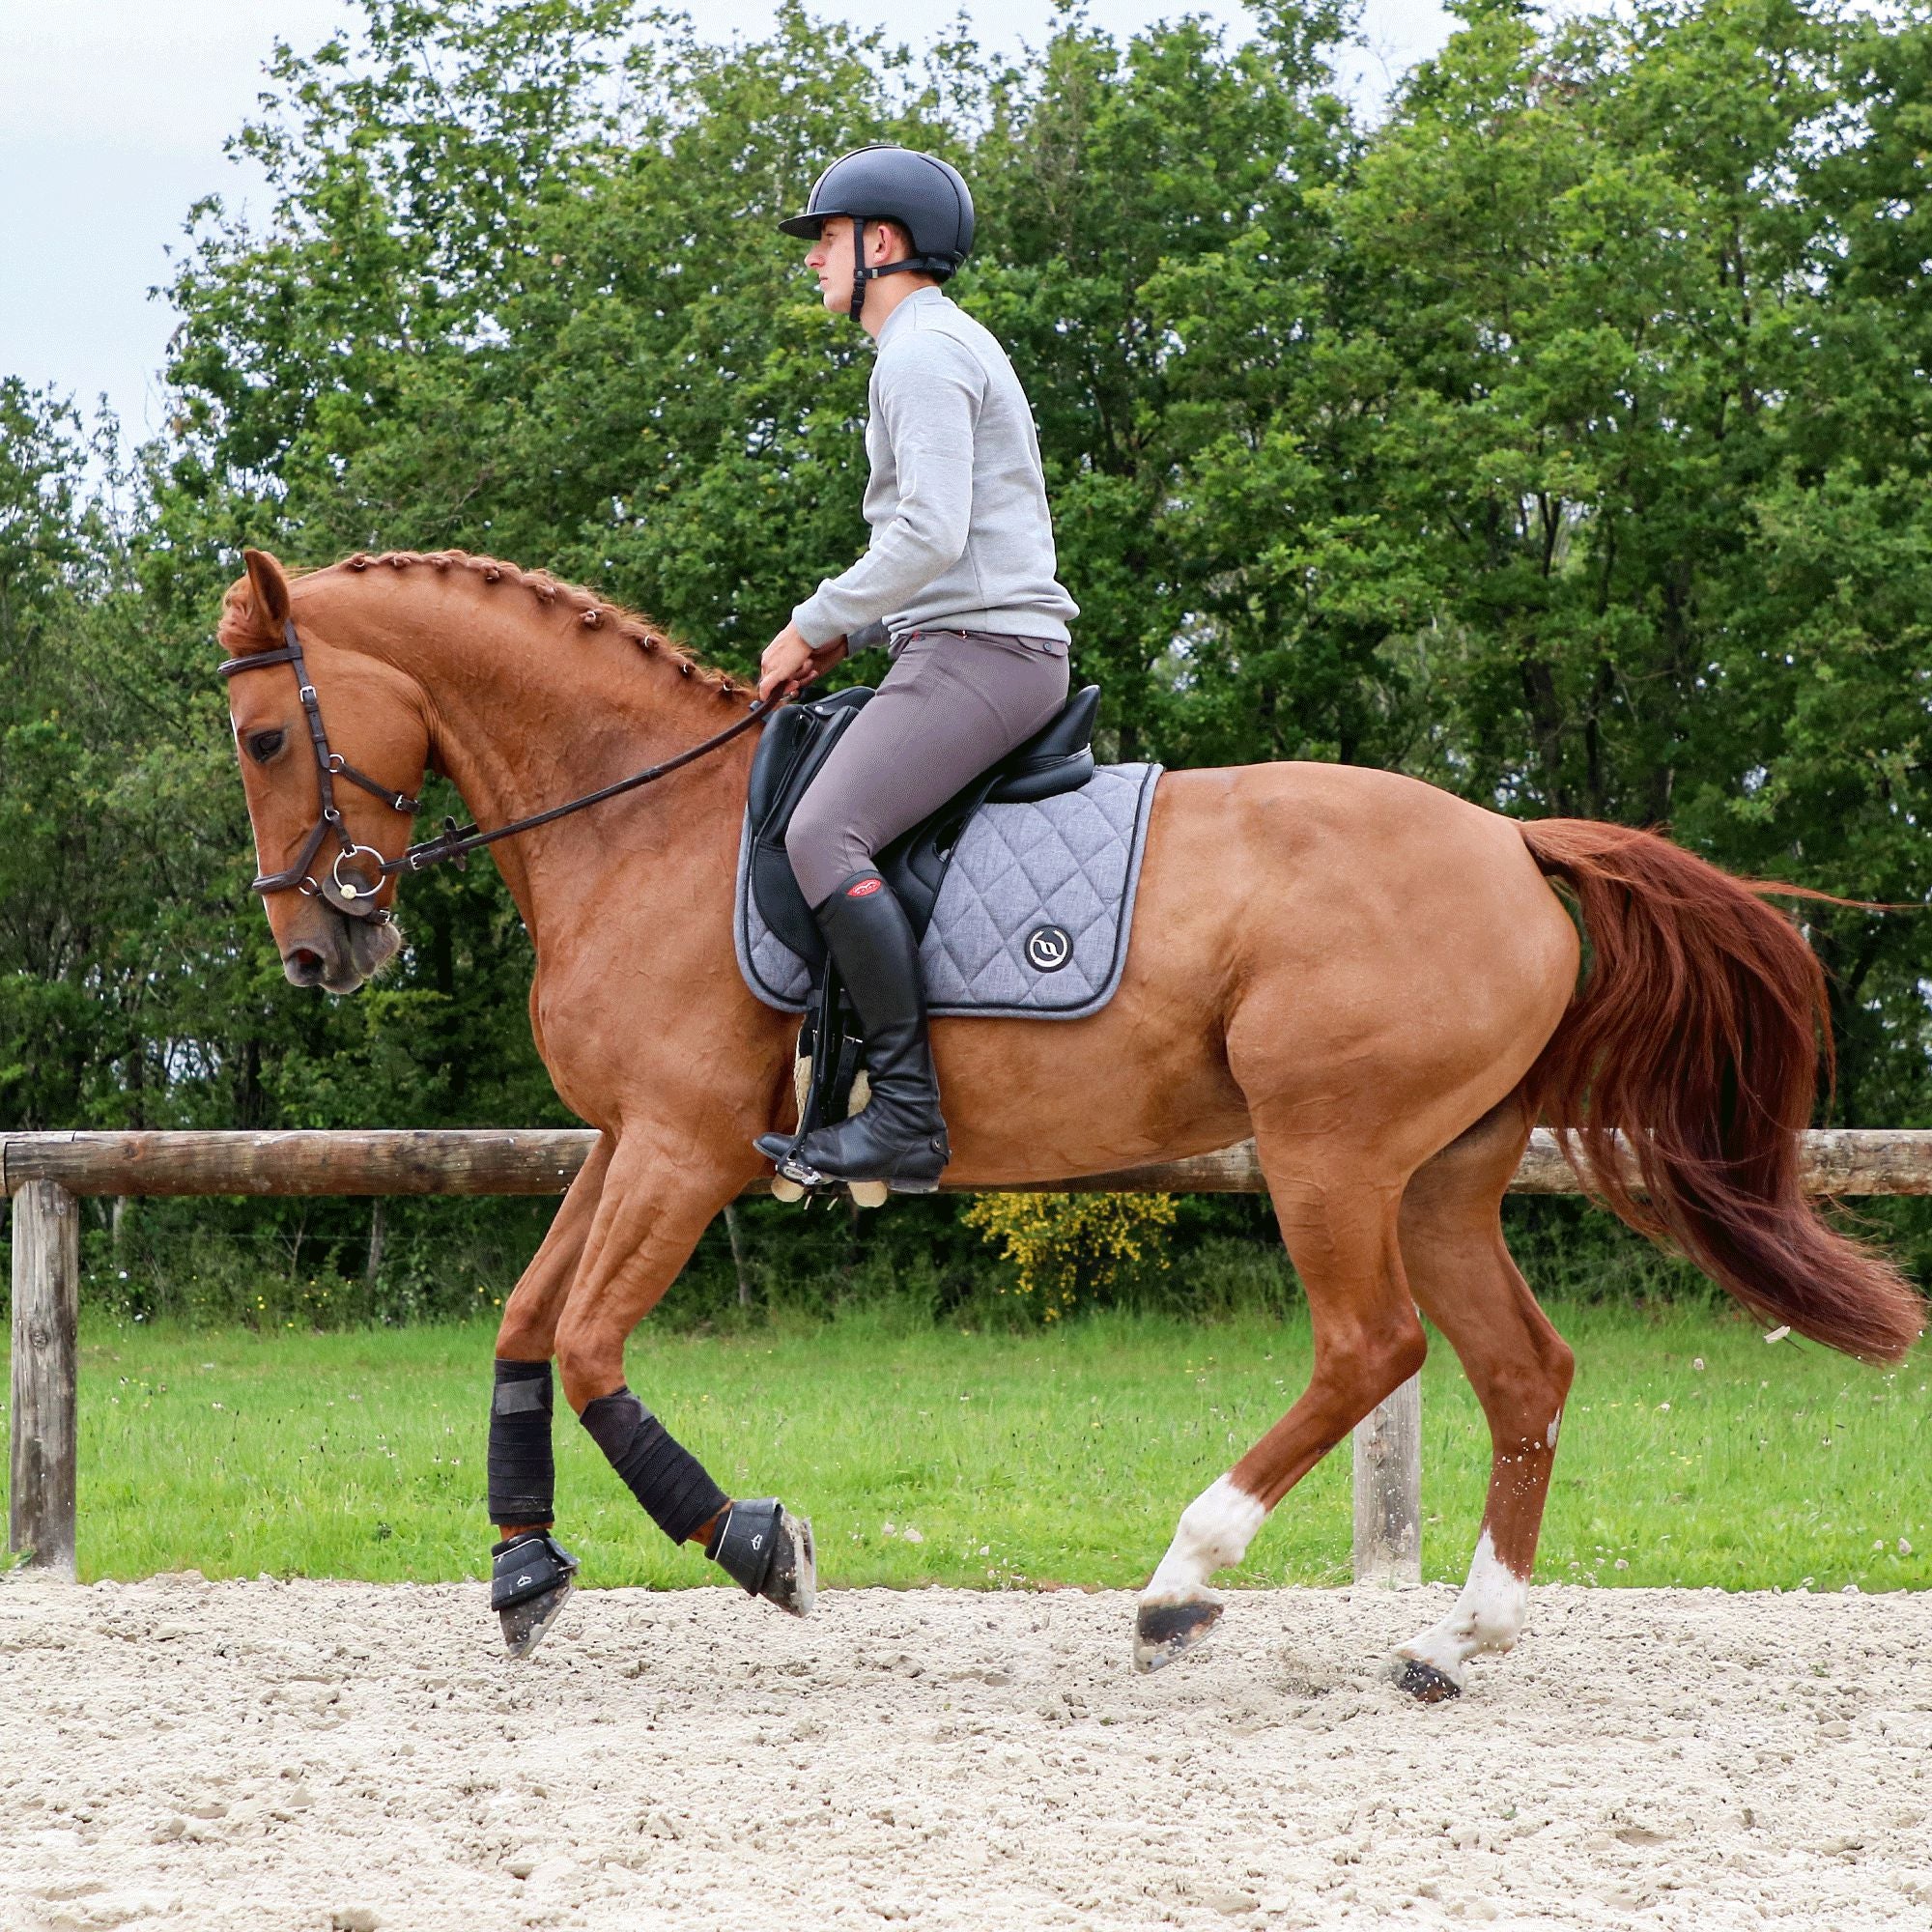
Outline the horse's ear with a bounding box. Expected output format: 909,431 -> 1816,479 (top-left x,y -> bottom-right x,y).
242,548 -> 294,634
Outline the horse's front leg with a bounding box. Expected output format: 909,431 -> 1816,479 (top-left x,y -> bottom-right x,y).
551,1129 -> 816,1623
487,1132 -> 611,1656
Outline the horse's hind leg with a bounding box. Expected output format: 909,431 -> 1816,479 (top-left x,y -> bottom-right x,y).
1390,1101 -> 1576,1701
1134,1136 -> 1427,1672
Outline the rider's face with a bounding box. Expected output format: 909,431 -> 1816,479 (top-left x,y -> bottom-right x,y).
805,219 -> 855,313
804,220 -> 905,314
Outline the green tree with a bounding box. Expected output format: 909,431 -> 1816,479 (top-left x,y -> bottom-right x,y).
6,0 -> 1928,1321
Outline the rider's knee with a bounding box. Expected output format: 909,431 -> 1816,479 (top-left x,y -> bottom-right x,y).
784,802 -> 865,904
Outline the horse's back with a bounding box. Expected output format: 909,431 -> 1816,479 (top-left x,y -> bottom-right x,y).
1139,757 -> 1563,942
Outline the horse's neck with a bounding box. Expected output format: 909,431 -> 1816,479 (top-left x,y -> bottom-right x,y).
360,588 -> 753,952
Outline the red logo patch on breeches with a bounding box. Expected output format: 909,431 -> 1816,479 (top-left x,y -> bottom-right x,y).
846,877 -> 884,898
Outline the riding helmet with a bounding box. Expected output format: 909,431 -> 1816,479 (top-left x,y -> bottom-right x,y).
779,146 -> 975,320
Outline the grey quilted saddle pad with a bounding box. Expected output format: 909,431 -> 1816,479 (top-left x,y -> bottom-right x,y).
734,762 -> 1163,1019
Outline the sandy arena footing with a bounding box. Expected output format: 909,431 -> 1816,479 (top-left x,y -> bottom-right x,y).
3,1574 -> 1930,1930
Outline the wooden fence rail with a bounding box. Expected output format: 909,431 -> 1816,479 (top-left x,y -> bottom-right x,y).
7,1128 -> 1929,1582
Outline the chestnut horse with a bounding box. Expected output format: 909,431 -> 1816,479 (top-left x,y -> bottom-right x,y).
220,547 -> 1920,1694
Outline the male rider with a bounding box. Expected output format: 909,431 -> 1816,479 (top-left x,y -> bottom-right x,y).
756,145 -> 1078,1191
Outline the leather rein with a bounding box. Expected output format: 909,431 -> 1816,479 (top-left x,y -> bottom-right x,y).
220,616 -> 777,923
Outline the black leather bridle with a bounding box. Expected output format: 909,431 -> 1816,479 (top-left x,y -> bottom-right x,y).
220,616 -> 778,923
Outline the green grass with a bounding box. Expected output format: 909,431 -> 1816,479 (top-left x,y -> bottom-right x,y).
3,1303 -> 1926,1593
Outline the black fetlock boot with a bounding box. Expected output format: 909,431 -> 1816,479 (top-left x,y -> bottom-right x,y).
762,871 -> 949,1192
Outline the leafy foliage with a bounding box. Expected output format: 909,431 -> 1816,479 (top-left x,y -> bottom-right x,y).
962,1191 -> 1179,1317
5,0 -> 1930,1318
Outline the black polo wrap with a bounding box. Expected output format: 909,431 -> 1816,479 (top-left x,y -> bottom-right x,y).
487,1358 -> 555,1526
579,1386 -> 729,1546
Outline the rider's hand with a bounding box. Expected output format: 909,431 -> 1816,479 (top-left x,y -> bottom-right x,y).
758,623 -> 816,703
758,625 -> 844,703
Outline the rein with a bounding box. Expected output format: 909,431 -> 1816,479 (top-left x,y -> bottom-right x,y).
221,616 -> 778,922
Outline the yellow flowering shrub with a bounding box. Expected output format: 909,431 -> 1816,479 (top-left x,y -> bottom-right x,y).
961,1190 -> 1179,1319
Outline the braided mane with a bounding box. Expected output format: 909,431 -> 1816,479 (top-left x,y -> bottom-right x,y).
220,548 -> 753,701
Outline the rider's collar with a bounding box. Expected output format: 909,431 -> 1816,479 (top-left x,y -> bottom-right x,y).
876,284 -> 950,348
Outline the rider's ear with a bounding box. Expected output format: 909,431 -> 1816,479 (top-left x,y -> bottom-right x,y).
242,548 -> 294,634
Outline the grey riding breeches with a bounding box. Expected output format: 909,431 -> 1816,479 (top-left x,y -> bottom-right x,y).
784,629 -> 1072,910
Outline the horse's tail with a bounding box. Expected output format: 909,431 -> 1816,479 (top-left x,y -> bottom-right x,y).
1519,818 -> 1923,1364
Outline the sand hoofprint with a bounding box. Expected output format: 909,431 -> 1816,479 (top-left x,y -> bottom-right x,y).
3,1575 -> 1930,1930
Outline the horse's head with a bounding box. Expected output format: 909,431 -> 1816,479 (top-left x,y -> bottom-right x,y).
220,548 -> 429,994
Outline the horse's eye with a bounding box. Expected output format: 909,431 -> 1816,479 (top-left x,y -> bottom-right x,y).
247,729 -> 286,763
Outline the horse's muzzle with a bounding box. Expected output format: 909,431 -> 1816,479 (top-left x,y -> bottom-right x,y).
281,900 -> 401,994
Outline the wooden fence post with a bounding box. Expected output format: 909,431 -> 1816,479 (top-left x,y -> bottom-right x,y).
9,1179 -> 80,1578
1351,1373 -> 1421,1585
722,1202 -> 754,1310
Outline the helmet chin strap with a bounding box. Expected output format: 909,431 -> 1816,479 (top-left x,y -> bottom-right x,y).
847,214 -> 930,325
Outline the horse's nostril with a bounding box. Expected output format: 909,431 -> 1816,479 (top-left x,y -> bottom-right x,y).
289,947 -> 325,979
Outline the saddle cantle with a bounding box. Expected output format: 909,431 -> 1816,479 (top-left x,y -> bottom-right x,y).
745,683 -> 1103,970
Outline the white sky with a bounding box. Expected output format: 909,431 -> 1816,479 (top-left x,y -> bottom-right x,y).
0,0 -> 1457,444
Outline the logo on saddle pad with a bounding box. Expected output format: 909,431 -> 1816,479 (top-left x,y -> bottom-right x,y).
845,877 -> 884,899
1025,924 -> 1073,972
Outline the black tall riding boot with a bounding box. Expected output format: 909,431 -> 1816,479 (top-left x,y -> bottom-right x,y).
776,870 -> 950,1192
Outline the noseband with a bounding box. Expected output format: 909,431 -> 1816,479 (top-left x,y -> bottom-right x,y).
220,615 -> 779,923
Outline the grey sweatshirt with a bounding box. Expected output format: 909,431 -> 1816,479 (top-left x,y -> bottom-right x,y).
791,287 -> 1078,656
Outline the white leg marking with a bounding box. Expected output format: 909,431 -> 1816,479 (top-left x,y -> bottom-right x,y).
1396,1528 -> 1530,1691
1140,1475 -> 1265,1605
1546,1408 -> 1562,1450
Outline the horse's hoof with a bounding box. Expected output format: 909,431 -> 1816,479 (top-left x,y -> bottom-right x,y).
1393,1655 -> 1463,1702
1133,1593 -> 1224,1673
498,1580 -> 574,1659
764,1506 -> 817,1617
709,1499 -> 817,1617
848,1179 -> 889,1209
770,1176 -> 807,1204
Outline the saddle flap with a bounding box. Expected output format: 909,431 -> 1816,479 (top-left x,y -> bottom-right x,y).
748,687 -> 875,962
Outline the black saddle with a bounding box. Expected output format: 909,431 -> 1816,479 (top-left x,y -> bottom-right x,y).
746,682 -> 1101,970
